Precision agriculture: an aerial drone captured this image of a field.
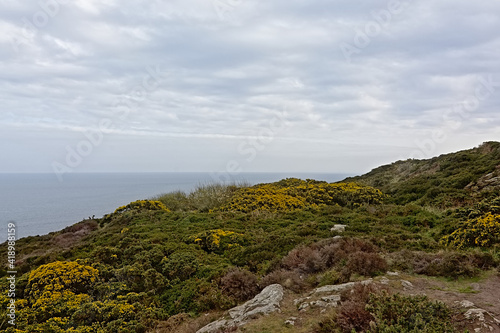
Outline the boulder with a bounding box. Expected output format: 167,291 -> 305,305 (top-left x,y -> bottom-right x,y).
330,224 -> 347,233
197,284 -> 284,333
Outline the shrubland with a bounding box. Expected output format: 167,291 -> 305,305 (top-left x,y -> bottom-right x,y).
1,142 -> 500,332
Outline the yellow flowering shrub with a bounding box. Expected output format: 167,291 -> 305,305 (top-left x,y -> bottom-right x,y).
441,213 -> 500,249
193,229 -> 246,253
216,178 -> 387,213
26,261 -> 99,300
113,200 -> 170,214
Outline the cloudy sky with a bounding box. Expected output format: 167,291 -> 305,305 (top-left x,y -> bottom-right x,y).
1,0 -> 499,176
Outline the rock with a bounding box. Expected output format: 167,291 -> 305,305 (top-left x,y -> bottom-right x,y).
298,302 -> 310,311
401,280 -> 413,289
312,279 -> 372,295
196,320 -> 231,333
284,317 -> 297,326
379,277 -> 390,285
387,271 -> 399,276
321,295 -> 341,305
330,224 -> 347,233
310,300 -> 329,308
456,300 -> 475,308
313,282 -> 355,294
293,296 -> 311,305
464,308 -> 500,333
197,284 -> 284,333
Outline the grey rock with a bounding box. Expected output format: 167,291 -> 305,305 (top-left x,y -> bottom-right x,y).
197,284 -> 284,333
379,277 -> 390,285
293,296 -> 311,305
310,300 -> 329,308
196,320 -> 230,333
298,302 -> 310,311
312,279 -> 372,295
455,300 -> 475,308
321,295 -> 341,304
330,224 -> 347,233
401,280 -> 413,289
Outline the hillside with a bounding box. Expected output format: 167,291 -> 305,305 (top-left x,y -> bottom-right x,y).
1,143 -> 500,333
345,141 -> 500,207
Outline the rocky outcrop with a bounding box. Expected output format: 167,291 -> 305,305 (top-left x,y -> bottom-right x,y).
466,165 -> 500,193
455,300 -> 500,333
197,284 -> 284,333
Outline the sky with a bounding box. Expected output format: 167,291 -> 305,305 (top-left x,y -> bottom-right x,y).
1,0 -> 499,177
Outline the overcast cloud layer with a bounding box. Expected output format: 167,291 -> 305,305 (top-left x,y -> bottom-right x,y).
1,0 -> 499,176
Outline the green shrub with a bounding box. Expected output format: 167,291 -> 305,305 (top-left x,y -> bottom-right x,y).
367,293 -> 455,332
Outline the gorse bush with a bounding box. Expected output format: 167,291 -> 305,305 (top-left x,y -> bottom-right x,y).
441,212 -> 500,249
193,229 -> 246,254
217,179 -> 387,213
113,200 -> 170,214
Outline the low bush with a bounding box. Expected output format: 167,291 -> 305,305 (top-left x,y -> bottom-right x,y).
260,269 -> 308,293
367,293 -> 455,332
220,268 -> 260,302
388,250 -> 496,279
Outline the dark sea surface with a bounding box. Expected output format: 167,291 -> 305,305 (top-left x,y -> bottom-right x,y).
0,172 -> 351,241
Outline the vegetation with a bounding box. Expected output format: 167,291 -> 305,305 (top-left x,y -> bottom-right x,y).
1,142 -> 500,332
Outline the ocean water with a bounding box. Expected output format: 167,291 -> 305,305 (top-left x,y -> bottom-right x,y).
0,172 -> 350,241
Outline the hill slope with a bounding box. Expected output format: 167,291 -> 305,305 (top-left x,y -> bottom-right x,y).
1,142 -> 499,333
345,141 -> 500,207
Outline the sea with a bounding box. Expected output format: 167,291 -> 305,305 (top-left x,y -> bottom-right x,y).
0,172 -> 351,242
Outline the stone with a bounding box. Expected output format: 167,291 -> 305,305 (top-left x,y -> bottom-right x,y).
456,300 -> 475,308
321,295 -> 341,305
310,300 -> 329,308
463,308 -> 500,333
197,284 -> 284,333
386,271 -> 399,276
293,296 -> 311,305
330,224 -> 347,233
379,277 -> 390,285
284,317 -> 297,326
401,280 -> 414,289
298,302 -> 310,311
312,279 -> 372,295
